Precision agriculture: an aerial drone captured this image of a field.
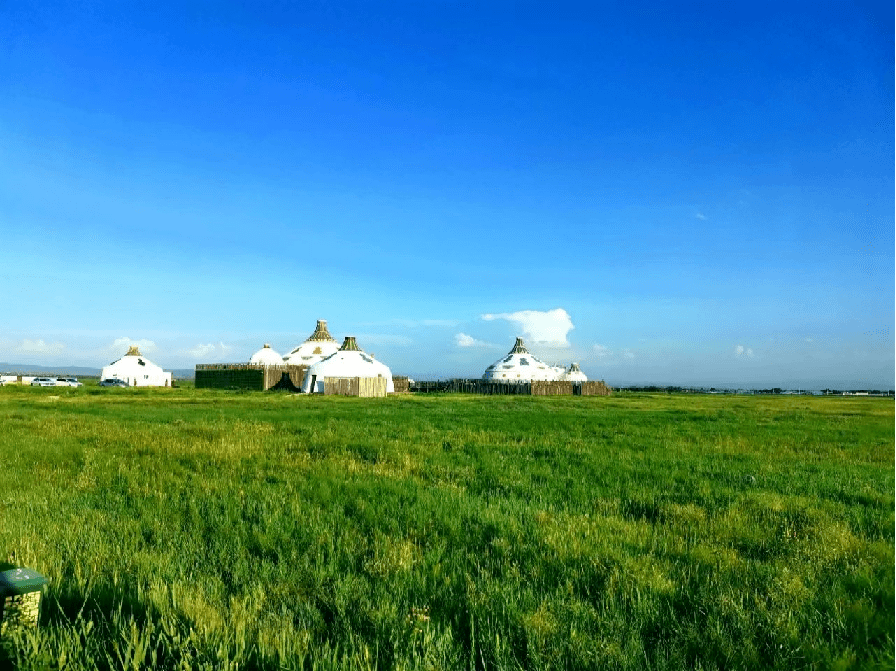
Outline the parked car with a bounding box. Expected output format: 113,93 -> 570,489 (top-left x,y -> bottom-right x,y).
98,378 -> 129,387
31,377 -> 57,387
56,377 -> 83,387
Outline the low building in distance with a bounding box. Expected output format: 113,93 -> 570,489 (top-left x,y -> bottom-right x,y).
302,336 -> 394,394
101,346 -> 172,387
283,319 -> 340,367
482,337 -> 585,383
483,337 -> 560,382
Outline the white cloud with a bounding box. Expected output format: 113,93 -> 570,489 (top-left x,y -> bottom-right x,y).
735,345 -> 754,358
187,342 -> 233,359
623,348 -> 635,359
455,333 -> 495,348
696,212 -> 707,220
107,337 -> 156,357
16,339 -> 65,355
593,344 -> 612,358
481,308 -> 574,346
804,337 -> 813,343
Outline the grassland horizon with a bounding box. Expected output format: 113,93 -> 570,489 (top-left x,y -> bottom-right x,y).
0,386 -> 892,670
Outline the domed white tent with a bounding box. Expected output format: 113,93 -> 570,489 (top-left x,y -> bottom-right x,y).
563,362 -> 588,382
301,336 -> 394,393
100,346 -> 172,387
249,343 -> 284,366
482,337 -> 562,383
283,320 -> 340,366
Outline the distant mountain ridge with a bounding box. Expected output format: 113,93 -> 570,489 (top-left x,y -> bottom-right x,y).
0,362 -> 195,379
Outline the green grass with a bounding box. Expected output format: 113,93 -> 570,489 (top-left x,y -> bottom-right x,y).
0,386 -> 892,670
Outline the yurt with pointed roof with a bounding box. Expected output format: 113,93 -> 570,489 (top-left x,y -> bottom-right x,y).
301,336 -> 394,394
249,343 -> 284,366
482,338 -> 562,383
101,346 -> 172,387
563,363 -> 588,382
283,320 -> 340,367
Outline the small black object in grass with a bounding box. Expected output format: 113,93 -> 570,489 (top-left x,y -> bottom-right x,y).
442,441 -> 452,452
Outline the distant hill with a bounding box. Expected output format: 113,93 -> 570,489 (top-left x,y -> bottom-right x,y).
0,362 -> 102,376
0,363 -> 195,379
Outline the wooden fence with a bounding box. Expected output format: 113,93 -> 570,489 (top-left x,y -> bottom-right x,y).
531,381 -> 575,396
196,366 -> 266,390
446,379 -> 532,395
287,365 -> 308,389
409,378 -> 612,396
195,364 -> 308,391
408,380 -> 452,393
577,381 -> 612,396
323,376 -> 388,398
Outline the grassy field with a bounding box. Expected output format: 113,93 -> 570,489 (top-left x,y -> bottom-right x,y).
0,386 -> 891,670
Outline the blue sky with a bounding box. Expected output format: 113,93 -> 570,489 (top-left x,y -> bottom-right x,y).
1,1 -> 892,388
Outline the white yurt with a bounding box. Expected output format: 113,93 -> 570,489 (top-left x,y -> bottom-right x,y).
249,343 -> 284,366
282,320 -> 340,366
482,337 -> 562,383
100,346 -> 172,387
301,336 -> 394,393
563,362 -> 588,382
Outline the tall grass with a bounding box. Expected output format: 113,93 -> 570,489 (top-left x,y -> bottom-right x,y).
0,386 -> 892,669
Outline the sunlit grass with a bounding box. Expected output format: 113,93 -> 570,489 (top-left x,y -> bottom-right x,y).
0,387 -> 892,669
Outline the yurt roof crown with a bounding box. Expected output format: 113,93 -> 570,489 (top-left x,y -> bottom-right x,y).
508,337 -> 529,354
340,336 -> 361,351
306,320 -> 336,343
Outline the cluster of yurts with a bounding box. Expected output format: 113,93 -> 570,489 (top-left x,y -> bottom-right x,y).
248,320 -> 589,392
